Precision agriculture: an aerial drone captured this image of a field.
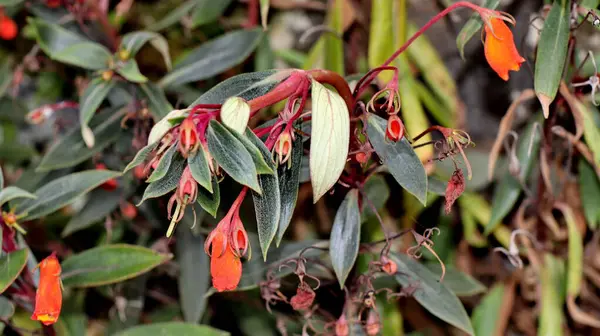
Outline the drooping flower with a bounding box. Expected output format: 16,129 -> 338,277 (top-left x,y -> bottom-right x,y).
365,310 -> 381,336
204,190 -> 249,292
335,315 -> 349,336
178,116 -> 200,157
0,16 -> 17,40
31,252 -> 62,326
386,115 -> 404,142
289,282 -> 316,311
483,16 -> 526,81
166,166 -> 198,237
274,130 -> 293,165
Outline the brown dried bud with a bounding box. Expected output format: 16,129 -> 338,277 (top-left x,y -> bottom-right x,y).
381,256 -> 398,275
289,282 -> 315,311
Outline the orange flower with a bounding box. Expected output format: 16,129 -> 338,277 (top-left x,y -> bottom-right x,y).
31,252 -> 62,326
483,17 -> 526,81
0,16 -> 17,40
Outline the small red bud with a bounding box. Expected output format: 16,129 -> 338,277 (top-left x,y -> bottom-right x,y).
96,163 -> 118,191
46,0 -> 61,7
444,169 -> 465,214
0,17 -> 18,40
178,117 -> 200,157
355,152 -> 369,164
120,202 -> 137,220
381,257 -> 398,275
385,115 -> 404,142
274,131 -> 292,164
335,315 -> 349,336
133,165 -> 146,180
289,282 -> 315,311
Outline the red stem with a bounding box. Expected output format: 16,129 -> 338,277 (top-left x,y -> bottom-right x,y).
308,69 -> 353,110
248,72 -> 306,114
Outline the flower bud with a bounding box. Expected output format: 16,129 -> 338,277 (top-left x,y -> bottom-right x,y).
290,282 -> 316,311
220,97 -> 250,134
178,117 -> 200,157
335,315 -> 349,336
274,131 -> 292,164
118,49 -> 130,61
365,310 -> 380,336
381,256 -> 398,275
385,115 -> 404,142
355,151 -> 369,164
96,164 -> 118,191
101,70 -> 113,81
120,202 -> 137,220
0,17 -> 17,40
26,106 -> 54,125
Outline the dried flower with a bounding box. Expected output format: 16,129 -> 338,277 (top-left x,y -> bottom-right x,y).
483,16 -> 526,81
290,282 -> 316,311
31,252 -> 62,326
386,115 -> 404,142
444,168 -> 465,214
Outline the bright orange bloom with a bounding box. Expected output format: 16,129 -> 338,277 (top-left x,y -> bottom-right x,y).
31,252 -> 62,326
483,17 -> 526,81
0,16 -> 17,40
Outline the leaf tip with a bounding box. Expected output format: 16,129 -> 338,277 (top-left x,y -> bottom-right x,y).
537,93 -> 553,119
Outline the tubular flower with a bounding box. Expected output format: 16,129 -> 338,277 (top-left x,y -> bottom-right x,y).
386,115 -> 404,142
178,116 -> 200,157
483,16 -> 526,81
31,252 -> 62,326
204,190 -> 249,292
274,130 -> 293,165
166,166 -> 198,237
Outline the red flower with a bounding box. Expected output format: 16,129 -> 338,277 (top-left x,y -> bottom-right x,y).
96,163 -> 118,190
166,166 -> 198,237
178,116 -> 199,157
46,0 -> 61,8
0,16 -> 17,40
444,169 -> 465,214
380,256 -> 397,275
483,17 -> 526,81
204,190 -> 249,292
289,282 -> 315,311
385,115 -> 404,142
274,130 -> 293,164
31,252 -> 62,326
120,202 -> 137,220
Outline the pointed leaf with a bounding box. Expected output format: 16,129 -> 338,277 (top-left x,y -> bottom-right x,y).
456,0 -> 500,60
188,148 -> 213,193
120,31 -> 172,70
124,141 -> 159,173
117,60 -> 148,83
310,80 -> 350,202
425,264 -> 486,297
80,78 -> 116,144
139,156 -> 185,204
139,82 -> 174,119
148,109 -> 188,144
391,253 -> 474,335
177,229 -> 210,323
0,187 -> 36,207
225,126 -> 273,175
471,283 -> 506,336
61,189 -> 122,237
147,0 -> 197,32
534,0 -> 571,118
197,176 -> 220,217
579,160 -> 600,229
146,144 -> 178,183
190,70 -> 281,105
61,244 -> 172,287
330,189 -> 361,288
191,0 -> 233,27
276,135 -> 302,245
114,322 -> 228,336
0,249 -> 28,294
206,120 -> 260,192
16,170 -> 122,221
366,114 -> 427,204
160,29 -> 262,88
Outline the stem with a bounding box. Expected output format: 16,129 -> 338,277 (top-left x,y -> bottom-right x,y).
308,69 -> 353,110
248,72 -> 306,114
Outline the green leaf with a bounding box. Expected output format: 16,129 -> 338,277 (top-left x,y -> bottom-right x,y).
366,114 -> 427,204
147,144 -> 178,183
425,264 -> 486,297
16,170 -> 122,221
330,189 -> 361,288
206,120 -> 260,192
197,176 -> 220,217
0,296 -> 15,320
310,80 -> 350,202
79,78 -> 117,146
117,60 -> 148,83
139,82 -> 174,120
148,109 -> 187,144
251,146 -> 281,261
160,29 -> 263,88
124,141 -> 159,173
0,186 -> 36,207
361,174 -> 390,222
486,121 -> 541,233
456,0 -> 500,60
225,126 -> 274,175
61,189 -> 122,237
276,135 -> 302,245
0,0 -> 25,6
0,249 -> 28,294
391,253 -> 474,335
190,70 -> 281,105
61,244 -> 172,287
28,18 -> 112,70
139,155 -> 185,204
176,229 -> 210,323
539,254 -> 566,336
534,0 -> 571,118
323,0 -> 344,74
114,322 -> 228,336
37,108 -> 123,171
191,0 -> 233,27
147,0 -> 197,31
471,283 -> 506,336
120,31 -> 172,70
579,160 -> 600,229
367,0 -> 393,81
581,104 -> 600,166
188,148 -> 213,193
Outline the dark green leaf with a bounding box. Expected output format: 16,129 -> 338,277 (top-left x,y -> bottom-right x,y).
61,244 -> 172,287
361,174 -> 390,221
16,170 -> 122,221
486,121 -> 541,233
366,114 -> 427,204
139,82 -> 174,119
0,0 -> 25,6
197,176 -> 220,217
61,189 -> 122,237
177,229 -> 210,323
114,322 -> 228,336
139,156 -> 185,204
0,296 -> 15,320
425,264 -> 486,297
206,120 -> 260,192
188,148 -> 213,193
579,160 -> 600,229
191,0 -> 233,27
0,249 -> 28,294
124,141 -> 159,173
534,0 -> 571,118
227,127 -> 274,175
330,189 -> 361,288
37,108 -> 124,171
120,31 -> 171,70
117,60 -> 148,83
147,0 -> 197,32
147,144 -> 178,183
251,143 -> 281,260
28,18 -> 112,70
455,0 -> 500,59
392,253 -> 474,335
190,70 -> 280,105
0,186 -> 36,207
276,135 -> 302,245
160,29 -> 263,88
80,78 -> 116,139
